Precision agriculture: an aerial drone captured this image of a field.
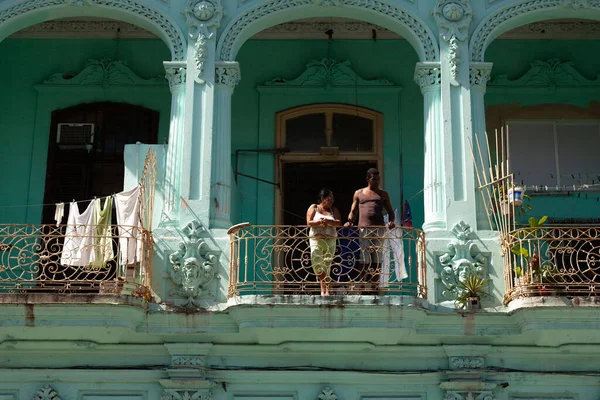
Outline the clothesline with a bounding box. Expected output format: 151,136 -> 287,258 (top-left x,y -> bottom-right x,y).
0,192 -> 131,209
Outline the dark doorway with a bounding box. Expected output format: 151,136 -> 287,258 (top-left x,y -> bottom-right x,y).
42,102 -> 159,224
282,161 -> 377,225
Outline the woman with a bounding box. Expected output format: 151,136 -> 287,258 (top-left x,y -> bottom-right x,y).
306,188 -> 342,296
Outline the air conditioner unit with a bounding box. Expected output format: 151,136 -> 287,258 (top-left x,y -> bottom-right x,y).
57,123 -> 95,151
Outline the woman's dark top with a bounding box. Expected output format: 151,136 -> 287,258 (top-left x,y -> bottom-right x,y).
358,190 -> 385,226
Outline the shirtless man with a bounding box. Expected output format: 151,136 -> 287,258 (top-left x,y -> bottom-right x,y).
344,168 -> 395,293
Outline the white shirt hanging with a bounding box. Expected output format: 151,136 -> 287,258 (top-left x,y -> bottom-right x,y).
114,186 -> 142,266
54,203 -> 64,227
61,200 -> 97,266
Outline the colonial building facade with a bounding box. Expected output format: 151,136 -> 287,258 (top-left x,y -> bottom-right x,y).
1,0 -> 600,399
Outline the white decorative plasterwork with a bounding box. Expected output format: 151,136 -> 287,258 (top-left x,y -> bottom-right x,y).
217,0 -> 438,62
450,356 -> 484,369
161,391 -> 211,400
9,19 -> 155,38
164,62 -> 187,91
433,0 -> 472,42
0,0 -> 185,60
215,61 -> 241,88
253,18 -> 399,40
471,0 -> 600,62
184,0 -> 223,83
312,0 -> 342,5
444,392 -> 494,400
318,388 -> 337,400
448,35 -> 460,84
469,62 -> 493,88
33,386 -> 61,400
438,221 -> 487,300
169,220 -> 220,308
44,58 -> 166,87
414,62 -> 442,91
265,58 -> 394,87
172,356 -> 206,367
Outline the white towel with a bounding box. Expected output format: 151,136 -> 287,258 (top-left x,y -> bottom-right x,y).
54,203 -> 64,227
61,200 -> 96,266
380,211 -> 409,288
114,186 -> 142,266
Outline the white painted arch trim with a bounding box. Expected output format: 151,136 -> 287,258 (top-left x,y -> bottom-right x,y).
0,0 -> 186,60
217,0 -> 439,62
470,0 -> 600,62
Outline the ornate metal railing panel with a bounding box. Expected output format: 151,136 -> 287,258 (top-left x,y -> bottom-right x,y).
504,226 -> 600,302
0,224 -> 153,295
228,224 -> 426,297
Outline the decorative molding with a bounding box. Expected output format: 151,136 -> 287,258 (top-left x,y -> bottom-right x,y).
252,18 -> 399,40
9,18 -> 155,38
414,62 -> 442,91
318,388 -> 337,400
489,58 -> 600,89
265,58 -> 394,87
169,220 -> 219,308
172,356 -> 206,367
448,35 -> 460,84
470,62 -> 493,88
164,61 -> 187,91
161,391 -> 211,400
499,19 -> 600,39
444,392 -> 494,400
33,386 -> 61,400
215,61 -> 241,88
438,221 -> 487,300
449,356 -> 484,369
313,0 -> 342,5
43,58 -> 167,87
217,0 -> 438,62
185,0 -> 223,83
471,0 -> 600,62
433,0 -> 472,42
0,0 -> 185,60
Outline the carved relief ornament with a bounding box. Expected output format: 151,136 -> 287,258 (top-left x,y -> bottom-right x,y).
470,62 -> 493,89
443,392 -> 494,400
0,0 -> 185,60
33,386 -> 61,400
471,0 -> 600,62
217,0 -> 438,62
414,62 -> 442,92
164,62 -> 187,90
449,356 -> 484,369
169,220 -> 220,308
433,0 -> 472,85
184,0 -> 224,83
161,390 -> 211,400
215,61 -> 241,88
438,221 -> 488,301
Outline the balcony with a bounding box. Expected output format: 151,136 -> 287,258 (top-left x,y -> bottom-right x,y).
504,225 -> 600,303
228,224 -> 426,297
0,224 -> 152,297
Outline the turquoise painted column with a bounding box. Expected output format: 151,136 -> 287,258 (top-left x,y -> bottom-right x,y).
163,62 -> 187,223
414,63 -> 445,231
470,62 -> 493,229
210,62 -> 240,228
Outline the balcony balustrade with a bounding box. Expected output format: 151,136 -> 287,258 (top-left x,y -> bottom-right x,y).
0,224 -> 152,296
504,226 -> 600,302
228,224 -> 426,297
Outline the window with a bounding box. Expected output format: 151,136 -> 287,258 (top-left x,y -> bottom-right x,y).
280,105 -> 377,154
507,120 -> 600,187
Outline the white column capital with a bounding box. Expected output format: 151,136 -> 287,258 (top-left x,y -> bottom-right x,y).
469,62 -> 493,92
414,62 -> 441,93
164,61 -> 187,91
215,61 -> 241,90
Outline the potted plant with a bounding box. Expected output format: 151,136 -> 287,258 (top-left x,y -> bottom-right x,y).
456,272 -> 489,311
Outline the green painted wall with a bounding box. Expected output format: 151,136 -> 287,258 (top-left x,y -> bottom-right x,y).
0,38 -> 171,224
232,39 -> 424,227
485,40 -> 600,221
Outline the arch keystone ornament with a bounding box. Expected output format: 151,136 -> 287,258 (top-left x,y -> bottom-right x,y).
184,0 -> 223,83
0,0 -> 185,60
318,388 -> 337,400
470,0 -> 600,62
169,220 -> 220,308
33,386 -> 61,400
162,391 -> 212,400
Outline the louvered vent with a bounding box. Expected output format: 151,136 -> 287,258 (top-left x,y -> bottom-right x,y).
57,123 -> 95,151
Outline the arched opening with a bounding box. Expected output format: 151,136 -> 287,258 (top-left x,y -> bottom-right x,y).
0,16 -> 170,224
231,17 -> 422,228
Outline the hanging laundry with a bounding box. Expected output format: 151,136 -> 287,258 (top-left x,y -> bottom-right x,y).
61,199 -> 97,267
54,203 -> 64,227
402,200 -> 413,228
89,196 -> 114,269
380,210 -> 409,288
114,186 -> 142,267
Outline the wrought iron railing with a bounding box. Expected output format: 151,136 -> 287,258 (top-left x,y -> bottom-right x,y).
504,226 -> 600,302
0,224 -> 153,296
228,224 -> 426,297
